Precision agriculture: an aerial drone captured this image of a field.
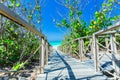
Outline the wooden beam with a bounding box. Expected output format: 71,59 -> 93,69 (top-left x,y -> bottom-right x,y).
40,37 -> 45,74
105,37 -> 109,51
45,42 -> 48,65
79,39 -> 83,62
93,34 -> 99,72
0,3 -> 44,38
89,38 -> 93,55
110,34 -> 119,78
95,21 -> 120,35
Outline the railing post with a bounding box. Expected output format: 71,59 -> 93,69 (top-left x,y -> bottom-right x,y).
89,38 -> 93,54
105,37 -> 109,52
71,41 -> 73,57
78,39 -> 80,61
93,34 -> 99,72
45,41 -> 48,65
65,45 -> 67,53
40,37 -> 45,74
110,34 -> 119,78
79,39 -> 83,62
69,42 -> 72,55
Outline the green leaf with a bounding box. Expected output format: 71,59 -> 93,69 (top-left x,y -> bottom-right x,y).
108,3 -> 112,7
10,27 -> 14,31
77,11 -> 82,16
16,3 -> 20,7
108,0 -> 114,3
8,4 -> 14,8
35,6 -> 40,10
103,9 -> 107,12
10,0 -> 15,4
66,0 -> 69,3
28,15 -> 32,20
12,62 -> 24,70
69,11 -> 74,18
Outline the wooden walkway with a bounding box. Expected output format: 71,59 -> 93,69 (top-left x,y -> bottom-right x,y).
37,50 -> 108,80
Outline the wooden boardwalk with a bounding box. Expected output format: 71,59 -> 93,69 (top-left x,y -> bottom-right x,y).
37,50 -> 108,80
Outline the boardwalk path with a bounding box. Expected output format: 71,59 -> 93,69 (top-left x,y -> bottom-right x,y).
37,50 -> 108,80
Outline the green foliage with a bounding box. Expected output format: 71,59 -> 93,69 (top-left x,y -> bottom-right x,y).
0,0 -> 41,69
58,0 -> 120,56
12,62 -> 24,70
35,5 -> 41,10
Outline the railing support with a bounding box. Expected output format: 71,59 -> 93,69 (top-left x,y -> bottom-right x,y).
110,34 -> 119,78
89,38 -> 93,55
93,34 -> 99,72
45,41 -> 48,65
105,37 -> 109,52
40,37 -> 45,74
69,43 -> 72,55
79,39 -> 83,62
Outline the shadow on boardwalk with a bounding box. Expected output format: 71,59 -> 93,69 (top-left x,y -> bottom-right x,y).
37,51 -> 107,80
56,51 -> 76,80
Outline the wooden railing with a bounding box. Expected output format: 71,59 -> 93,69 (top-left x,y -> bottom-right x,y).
0,3 -> 52,74
59,22 -> 120,78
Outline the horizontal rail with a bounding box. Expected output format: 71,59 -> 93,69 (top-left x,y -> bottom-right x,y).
0,3 -> 45,38
62,35 -> 111,45
95,21 -> 120,35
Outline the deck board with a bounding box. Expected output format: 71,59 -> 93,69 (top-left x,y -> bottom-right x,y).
37,50 -> 108,80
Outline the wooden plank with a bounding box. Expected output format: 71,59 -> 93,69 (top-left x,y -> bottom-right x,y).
40,37 -> 45,74
89,38 -> 93,54
101,30 -> 120,35
0,3 -> 44,38
80,39 -> 83,61
105,37 -> 109,51
78,39 -> 81,61
95,21 -> 120,35
45,42 -> 48,65
110,34 -> 119,78
93,34 -> 99,72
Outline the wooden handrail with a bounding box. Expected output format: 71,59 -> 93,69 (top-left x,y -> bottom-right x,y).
95,21 -> 120,35
0,3 -> 45,39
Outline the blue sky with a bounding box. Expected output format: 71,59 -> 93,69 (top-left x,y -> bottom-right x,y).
41,0 -> 104,42
41,0 -> 120,42
42,0 -> 69,42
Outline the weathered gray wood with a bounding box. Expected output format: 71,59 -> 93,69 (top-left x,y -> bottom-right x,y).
95,21 -> 120,35
93,34 -> 99,72
69,43 -> 72,55
110,34 -> 119,78
105,37 -> 109,51
65,45 -> 67,53
40,37 -> 45,74
0,3 -> 44,38
89,38 -> 93,54
45,42 -> 48,65
78,39 -> 81,61
80,39 -> 84,61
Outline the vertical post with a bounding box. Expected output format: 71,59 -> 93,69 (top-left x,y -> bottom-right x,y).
93,34 -> 99,72
65,45 -> 67,53
69,43 -> 72,55
82,39 -> 85,60
78,39 -> 80,60
110,34 -> 119,77
71,41 -> 73,57
79,39 -> 83,62
105,37 -> 109,52
63,45 -> 65,53
62,46 -> 63,52
48,44 -> 50,57
45,41 -> 48,65
40,37 -> 45,74
89,38 -> 93,54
